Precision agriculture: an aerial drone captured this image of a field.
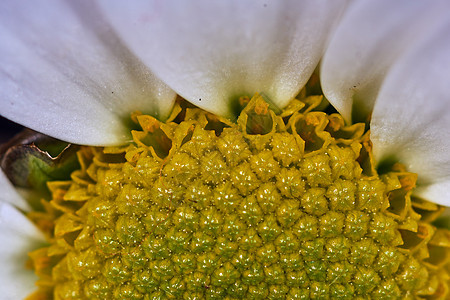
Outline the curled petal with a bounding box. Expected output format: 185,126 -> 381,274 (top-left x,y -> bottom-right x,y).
0,202 -> 45,299
0,0 -> 176,146
370,22 -> 450,206
321,0 -> 450,122
99,0 -> 347,117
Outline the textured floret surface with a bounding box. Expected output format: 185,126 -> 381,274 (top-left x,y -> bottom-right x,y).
28,95 -> 450,299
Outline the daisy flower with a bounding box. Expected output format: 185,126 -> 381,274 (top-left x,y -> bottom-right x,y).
1,0 -> 450,299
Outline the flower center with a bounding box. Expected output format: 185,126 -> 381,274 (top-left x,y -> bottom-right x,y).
26,92 -> 450,299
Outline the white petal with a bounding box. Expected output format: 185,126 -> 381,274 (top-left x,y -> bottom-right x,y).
99,0 -> 347,117
0,169 -> 30,211
0,0 -> 176,146
370,22 -> 450,206
321,0 -> 450,122
0,202 -> 45,299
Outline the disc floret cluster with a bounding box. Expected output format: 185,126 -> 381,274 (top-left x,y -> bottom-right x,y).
27,93 -> 450,299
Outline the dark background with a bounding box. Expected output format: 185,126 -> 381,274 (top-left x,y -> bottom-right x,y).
0,116 -> 23,144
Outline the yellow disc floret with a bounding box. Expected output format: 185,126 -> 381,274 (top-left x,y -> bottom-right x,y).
27,93 -> 450,299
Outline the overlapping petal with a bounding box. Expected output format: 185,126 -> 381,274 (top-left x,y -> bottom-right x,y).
370,22 -> 450,206
321,0 -> 450,205
99,0 -> 347,117
321,0 -> 450,122
0,0 -> 176,146
0,202 -> 45,299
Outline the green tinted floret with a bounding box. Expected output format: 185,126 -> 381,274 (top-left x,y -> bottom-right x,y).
27,93 -> 450,299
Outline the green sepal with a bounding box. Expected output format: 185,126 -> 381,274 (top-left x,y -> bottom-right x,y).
1,130 -> 80,204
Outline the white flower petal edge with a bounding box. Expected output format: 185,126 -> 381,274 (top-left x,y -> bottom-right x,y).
370,22 -> 450,206
0,169 -> 30,211
321,0 -> 450,122
0,0 -> 176,146
0,202 -> 45,299
99,0 -> 348,117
